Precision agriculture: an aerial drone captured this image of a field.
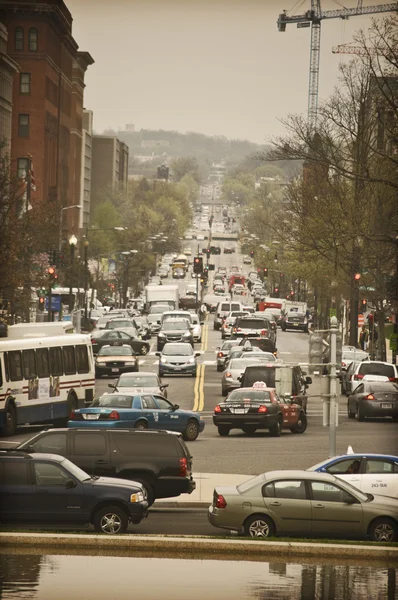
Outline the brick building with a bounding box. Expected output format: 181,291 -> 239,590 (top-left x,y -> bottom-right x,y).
0,0 -> 93,241
0,22 -> 19,156
91,136 -> 129,207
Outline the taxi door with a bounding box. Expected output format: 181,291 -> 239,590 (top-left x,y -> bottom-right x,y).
362,458 -> 398,498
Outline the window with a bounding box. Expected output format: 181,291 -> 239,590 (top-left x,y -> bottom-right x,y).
36,348 -> 50,378
17,158 -> 29,180
28,27 -> 38,52
154,396 -> 172,410
49,347 -> 63,376
31,433 -> 67,455
8,351 -> 23,381
18,114 -> 30,137
75,345 -> 89,374
20,73 -> 31,94
34,463 -> 69,486
1,461 -> 30,485
141,395 -> 157,409
63,346 -> 76,375
365,459 -> 398,474
310,481 -> 355,503
326,458 -> 362,475
22,349 -> 36,380
273,480 -> 307,500
73,433 -> 106,456
15,27 -> 24,51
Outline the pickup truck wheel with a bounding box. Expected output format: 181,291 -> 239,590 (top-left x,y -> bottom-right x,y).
269,416 -> 282,437
94,505 -> 128,534
183,419 -> 199,441
134,420 -> 148,430
290,413 -> 307,434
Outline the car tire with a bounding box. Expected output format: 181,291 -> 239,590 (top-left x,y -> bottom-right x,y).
218,426 -> 230,436
131,477 -> 155,507
183,419 -> 200,441
289,412 -> 307,434
134,420 -> 148,430
140,345 -> 149,355
0,402 -> 17,437
242,426 -> 257,435
357,406 -> 366,422
222,388 -> 228,397
347,404 -> 356,419
269,416 -> 282,437
244,514 -> 275,538
368,517 -> 397,542
93,505 -> 129,534
217,365 -> 223,372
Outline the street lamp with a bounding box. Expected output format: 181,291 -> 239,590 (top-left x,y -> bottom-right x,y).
83,238 -> 89,324
59,205 -> 82,251
68,234 -> 77,312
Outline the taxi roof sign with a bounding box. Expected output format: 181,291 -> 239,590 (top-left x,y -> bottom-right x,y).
252,381 -> 267,389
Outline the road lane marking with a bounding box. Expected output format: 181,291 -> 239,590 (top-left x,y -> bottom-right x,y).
193,363 -> 202,412
199,364 -> 206,411
200,324 -> 208,353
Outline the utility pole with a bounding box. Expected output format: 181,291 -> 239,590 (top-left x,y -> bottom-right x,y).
329,316 -> 338,457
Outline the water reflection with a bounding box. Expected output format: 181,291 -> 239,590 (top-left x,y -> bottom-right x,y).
0,553 -> 396,600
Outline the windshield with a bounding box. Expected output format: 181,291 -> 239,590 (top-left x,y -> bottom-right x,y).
163,321 -> 189,331
359,363 -> 394,378
98,346 -> 133,356
150,306 -> 169,314
162,344 -> 193,356
117,375 -> 158,387
369,383 -> 398,393
61,458 -> 90,482
227,390 -> 271,402
229,359 -> 263,370
96,395 -> 134,408
106,320 -> 133,329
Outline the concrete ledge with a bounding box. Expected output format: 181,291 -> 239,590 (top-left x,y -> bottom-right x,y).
1,533 -> 396,562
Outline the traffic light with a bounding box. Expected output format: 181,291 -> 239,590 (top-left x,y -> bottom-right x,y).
263,267 -> 268,276
361,299 -> 367,313
274,287 -> 279,296
193,256 -> 203,274
354,273 -> 361,281
250,251 -> 255,258
48,266 -> 58,288
309,332 -> 323,372
38,297 -> 45,311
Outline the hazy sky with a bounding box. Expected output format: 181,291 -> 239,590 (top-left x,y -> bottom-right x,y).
67,0 -> 385,143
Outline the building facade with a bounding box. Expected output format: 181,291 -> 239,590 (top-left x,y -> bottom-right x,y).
80,109 -> 93,231
91,136 -> 129,206
0,1 -> 93,240
0,22 -> 19,156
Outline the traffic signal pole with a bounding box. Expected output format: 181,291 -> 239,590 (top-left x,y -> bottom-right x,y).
329,316 -> 338,457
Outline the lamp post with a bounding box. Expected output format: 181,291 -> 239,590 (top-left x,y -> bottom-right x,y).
59,205 -> 82,251
83,238 -> 89,324
68,234 -> 77,313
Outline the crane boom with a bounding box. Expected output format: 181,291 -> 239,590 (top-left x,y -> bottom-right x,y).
277,2 -> 398,125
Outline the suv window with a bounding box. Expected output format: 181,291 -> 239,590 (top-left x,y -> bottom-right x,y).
0,461 -> 30,485
34,462 -> 69,486
358,363 -> 395,378
73,433 -> 107,455
113,432 -> 179,457
29,432 -> 67,455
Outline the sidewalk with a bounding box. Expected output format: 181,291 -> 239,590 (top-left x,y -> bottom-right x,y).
154,472 -> 249,508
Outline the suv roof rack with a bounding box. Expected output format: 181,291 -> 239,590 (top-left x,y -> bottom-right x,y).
0,450 -> 33,458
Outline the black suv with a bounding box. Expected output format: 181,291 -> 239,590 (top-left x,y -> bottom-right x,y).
17,428 -> 195,506
0,450 -> 147,534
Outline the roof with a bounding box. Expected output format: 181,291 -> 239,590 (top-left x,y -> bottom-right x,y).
0,452 -> 65,463
264,470 -> 338,482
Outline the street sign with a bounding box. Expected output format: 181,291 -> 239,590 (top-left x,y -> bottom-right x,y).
45,295 -> 61,312
329,308 -> 337,318
358,314 -> 365,327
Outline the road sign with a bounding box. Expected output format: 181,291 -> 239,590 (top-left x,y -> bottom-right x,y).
329,308 -> 337,318
358,314 -> 365,326
45,295 -> 61,312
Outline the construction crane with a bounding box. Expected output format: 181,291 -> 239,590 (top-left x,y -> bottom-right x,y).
277,1 -> 398,125
332,42 -> 386,55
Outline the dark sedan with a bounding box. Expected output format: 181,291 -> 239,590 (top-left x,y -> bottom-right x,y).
95,345 -> 138,378
347,381 -> 398,421
90,329 -> 150,356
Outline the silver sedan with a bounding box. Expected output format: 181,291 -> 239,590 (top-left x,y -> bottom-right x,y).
221,358 -> 267,396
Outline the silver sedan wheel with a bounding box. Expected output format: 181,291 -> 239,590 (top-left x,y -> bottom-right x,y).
248,519 -> 271,538
373,522 -> 396,542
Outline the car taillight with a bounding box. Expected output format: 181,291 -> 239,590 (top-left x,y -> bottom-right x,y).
257,405 -> 268,413
218,352 -> 224,358
91,339 -> 96,344
365,394 -> 375,401
179,457 -> 187,477
69,411 -> 81,420
215,494 -> 227,509
389,377 -> 398,382
225,372 -> 232,378
214,405 -> 222,413
341,361 -> 346,367
260,329 -> 268,337
108,410 -> 120,420
354,374 -> 364,380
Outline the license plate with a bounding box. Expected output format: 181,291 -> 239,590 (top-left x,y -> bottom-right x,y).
84,414 -> 99,420
234,408 -> 245,414
112,368 -> 119,372
173,367 -> 181,371
381,403 -> 393,409
294,323 -> 299,326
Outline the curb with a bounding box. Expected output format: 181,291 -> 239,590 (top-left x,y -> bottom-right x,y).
1,533 -> 397,562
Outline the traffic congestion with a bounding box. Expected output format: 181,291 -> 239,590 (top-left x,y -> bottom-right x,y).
0,202 -> 397,542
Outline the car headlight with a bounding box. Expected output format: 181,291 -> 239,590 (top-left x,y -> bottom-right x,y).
183,332 -> 191,337
130,492 -> 145,503
187,357 -> 195,364
160,357 -> 168,363
158,332 -> 166,337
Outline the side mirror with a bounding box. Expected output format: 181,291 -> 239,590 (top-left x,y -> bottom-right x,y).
237,376 -> 242,382
343,495 -> 357,505
65,479 -> 77,489
173,404 -> 180,411
108,383 -> 116,389
160,383 -> 169,389
155,352 -> 160,356
200,321 -> 204,325
195,352 -> 201,357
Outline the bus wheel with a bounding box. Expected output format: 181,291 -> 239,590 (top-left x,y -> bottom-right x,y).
0,403 -> 17,437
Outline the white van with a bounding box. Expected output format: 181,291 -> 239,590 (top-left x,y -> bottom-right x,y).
214,301 -> 243,330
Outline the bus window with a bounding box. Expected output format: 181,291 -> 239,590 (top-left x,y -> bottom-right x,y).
36,348 -> 50,378
22,349 -> 36,380
63,346 -> 76,375
49,346 -> 63,376
8,351 -> 23,381
76,345 -> 89,374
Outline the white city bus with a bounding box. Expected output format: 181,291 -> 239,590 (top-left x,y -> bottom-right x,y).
0,334 -> 95,436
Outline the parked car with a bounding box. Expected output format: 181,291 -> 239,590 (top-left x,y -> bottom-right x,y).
68,392 -> 205,441
216,340 -> 241,372
90,329 -> 150,356
190,313 -> 203,342
157,318 -> 194,351
351,361 -> 398,394
95,344 -> 138,378
308,450 -> 398,498
208,470 -> 398,541
243,256 -> 252,264
347,381 -> 398,421
109,371 -> 169,398
17,428 -> 196,506
156,342 -> 200,377
214,385 -> 307,437
0,450 -> 147,534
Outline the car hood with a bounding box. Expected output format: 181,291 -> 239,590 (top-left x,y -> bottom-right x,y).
160,329 -> 191,335
115,386 -> 161,394
162,354 -> 195,362
366,493 -> 398,506
87,476 -> 144,491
